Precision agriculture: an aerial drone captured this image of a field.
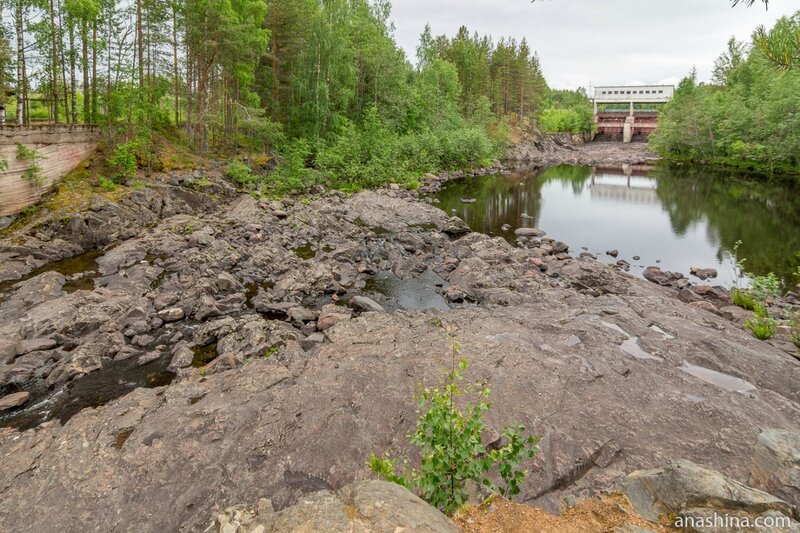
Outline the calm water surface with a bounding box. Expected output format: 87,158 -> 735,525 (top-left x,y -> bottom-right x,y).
435,164 -> 800,288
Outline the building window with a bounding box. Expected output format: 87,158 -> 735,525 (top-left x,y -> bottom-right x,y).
658,90 -> 663,94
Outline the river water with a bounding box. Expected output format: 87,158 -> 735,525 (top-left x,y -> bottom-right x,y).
434,164 -> 800,287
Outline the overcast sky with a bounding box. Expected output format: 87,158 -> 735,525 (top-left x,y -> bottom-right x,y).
389,0 -> 797,89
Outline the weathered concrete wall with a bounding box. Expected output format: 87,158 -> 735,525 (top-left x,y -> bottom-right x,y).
0,125 -> 100,216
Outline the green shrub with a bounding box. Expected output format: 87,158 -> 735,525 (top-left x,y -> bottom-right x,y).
789,312 -> 800,349
745,305 -> 777,340
0,158 -> 8,171
750,273 -> 781,301
539,107 -> 592,134
108,141 -> 139,181
266,138 -> 317,193
16,144 -> 46,186
225,161 -> 258,189
97,177 -> 118,192
369,342 -> 540,515
731,288 -> 757,310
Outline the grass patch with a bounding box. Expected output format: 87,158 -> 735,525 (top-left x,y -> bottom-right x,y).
731,288 -> 757,310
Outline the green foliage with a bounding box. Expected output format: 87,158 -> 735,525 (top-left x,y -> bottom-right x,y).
652,14 -> 800,172
16,143 -> 41,162
751,272 -> 781,300
538,88 -> 593,133
729,240 -> 783,310
754,12 -> 800,70
539,107 -> 591,134
108,141 -> 139,182
745,305 -> 778,340
731,289 -> 757,310
369,348 -> 540,515
265,138 -> 317,193
0,159 -> 8,172
16,144 -> 46,187
790,320 -> 800,348
97,177 -> 118,192
225,161 -> 258,190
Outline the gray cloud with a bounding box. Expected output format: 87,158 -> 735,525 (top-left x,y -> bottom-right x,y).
389,0 -> 797,89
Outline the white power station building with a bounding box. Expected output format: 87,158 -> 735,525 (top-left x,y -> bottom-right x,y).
593,85 -> 675,107
592,85 -> 675,142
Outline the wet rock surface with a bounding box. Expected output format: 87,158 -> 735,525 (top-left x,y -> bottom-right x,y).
0,170 -> 798,531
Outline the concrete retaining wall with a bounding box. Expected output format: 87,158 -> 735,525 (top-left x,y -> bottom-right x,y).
0,125 -> 100,216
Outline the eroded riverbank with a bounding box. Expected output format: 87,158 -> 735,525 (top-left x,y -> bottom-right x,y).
0,163 -> 798,531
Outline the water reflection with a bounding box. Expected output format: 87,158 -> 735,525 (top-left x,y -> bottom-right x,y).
435,164 -> 800,287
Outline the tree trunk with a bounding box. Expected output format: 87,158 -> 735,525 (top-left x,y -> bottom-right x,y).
91,20 -> 97,122
48,0 -> 60,124
136,0 -> 144,87
82,19 -> 89,123
106,13 -> 112,123
57,0 -> 70,123
172,5 -> 179,126
68,15 -> 78,124
15,1 -> 24,125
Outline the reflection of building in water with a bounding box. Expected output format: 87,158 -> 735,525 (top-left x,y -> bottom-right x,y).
589,169 -> 659,205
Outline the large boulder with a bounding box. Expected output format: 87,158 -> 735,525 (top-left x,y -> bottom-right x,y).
620,461 -> 799,526
215,480 -> 459,533
750,430 -> 800,510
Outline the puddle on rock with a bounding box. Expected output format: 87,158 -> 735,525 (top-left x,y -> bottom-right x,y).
354,218 -> 391,235
602,321 -> 663,362
649,324 -> 675,340
361,269 -> 450,312
0,249 -> 104,302
0,354 -> 175,431
191,343 -> 219,368
291,244 -> 316,260
245,281 -> 275,309
680,363 -> 756,393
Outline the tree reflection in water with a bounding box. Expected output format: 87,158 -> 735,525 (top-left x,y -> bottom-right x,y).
435,164 -> 800,287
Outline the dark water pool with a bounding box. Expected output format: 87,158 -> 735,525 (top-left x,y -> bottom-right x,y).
434,164 -> 800,288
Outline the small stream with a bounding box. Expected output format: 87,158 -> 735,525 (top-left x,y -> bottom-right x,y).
434,164 -> 800,287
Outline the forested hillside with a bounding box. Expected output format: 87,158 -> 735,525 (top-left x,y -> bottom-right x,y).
0,0 -> 585,192
650,13 -> 800,173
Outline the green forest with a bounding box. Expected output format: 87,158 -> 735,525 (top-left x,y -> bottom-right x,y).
651,13 -> 800,173
0,0 -> 591,193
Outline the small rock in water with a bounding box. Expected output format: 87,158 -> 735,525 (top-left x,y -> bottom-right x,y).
0,391 -> 30,411
137,351 -> 162,366
349,295 -> 385,313
460,197 -> 477,204
501,224 -> 512,232
691,268 -> 718,281
520,213 -> 533,219
633,255 -> 641,261
606,249 -> 619,258
514,227 -> 546,238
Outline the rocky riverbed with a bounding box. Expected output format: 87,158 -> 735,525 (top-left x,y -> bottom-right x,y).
0,166 -> 798,531
506,132 -> 658,166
